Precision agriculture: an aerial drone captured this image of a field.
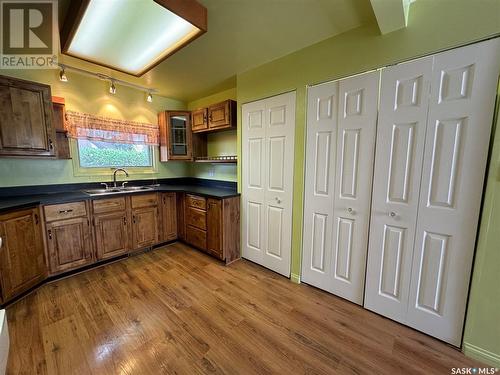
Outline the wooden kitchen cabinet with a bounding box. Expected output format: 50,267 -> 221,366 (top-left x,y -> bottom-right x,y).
158,111 -> 193,161
0,207 -> 46,302
0,75 -> 56,157
44,202 -> 93,275
160,192 -> 177,242
183,194 -> 240,264
93,197 -> 129,260
191,100 -> 237,133
52,97 -> 71,159
191,108 -> 208,132
131,193 -> 159,249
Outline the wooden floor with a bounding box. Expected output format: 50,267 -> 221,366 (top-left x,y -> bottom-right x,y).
6,243 -> 480,375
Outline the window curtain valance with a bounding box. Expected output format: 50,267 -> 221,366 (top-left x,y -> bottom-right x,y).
65,110 -> 159,145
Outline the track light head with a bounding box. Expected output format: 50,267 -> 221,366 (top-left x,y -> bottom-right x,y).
147,92 -> 153,103
59,67 -> 68,82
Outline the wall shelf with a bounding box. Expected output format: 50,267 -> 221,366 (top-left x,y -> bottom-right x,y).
194,156 -> 237,164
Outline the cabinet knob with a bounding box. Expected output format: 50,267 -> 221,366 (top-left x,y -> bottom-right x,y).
48,139 -> 54,149
48,229 -> 52,240
123,217 -> 127,225
0,236 -> 3,249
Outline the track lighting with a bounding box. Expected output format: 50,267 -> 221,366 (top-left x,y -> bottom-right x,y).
147,92 -> 153,103
109,81 -> 116,94
59,67 -> 68,82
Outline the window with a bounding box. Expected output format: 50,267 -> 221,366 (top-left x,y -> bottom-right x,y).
77,139 -> 153,168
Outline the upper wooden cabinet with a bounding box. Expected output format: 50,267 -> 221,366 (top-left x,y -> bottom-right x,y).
158,111 -> 193,161
191,108 -> 208,132
52,97 -> 71,160
191,100 -> 236,133
0,207 -> 46,303
0,75 -> 56,158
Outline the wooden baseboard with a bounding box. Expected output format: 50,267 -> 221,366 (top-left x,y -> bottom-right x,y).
463,342 -> 500,367
290,273 -> 301,284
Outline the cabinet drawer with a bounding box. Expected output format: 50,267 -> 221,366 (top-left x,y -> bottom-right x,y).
44,201 -> 87,222
93,197 -> 126,214
186,194 -> 206,210
186,206 -> 206,230
131,193 -> 158,209
186,225 -> 207,250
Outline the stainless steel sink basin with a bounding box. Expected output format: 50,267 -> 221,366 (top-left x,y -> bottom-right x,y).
120,186 -> 153,191
83,186 -> 154,196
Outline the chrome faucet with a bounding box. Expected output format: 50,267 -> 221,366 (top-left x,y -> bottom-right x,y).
113,168 -> 129,187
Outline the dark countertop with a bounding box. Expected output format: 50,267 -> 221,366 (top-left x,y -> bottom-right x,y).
0,183 -> 239,214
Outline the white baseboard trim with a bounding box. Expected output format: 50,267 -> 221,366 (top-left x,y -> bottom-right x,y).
0,310 -> 9,375
463,342 -> 500,367
290,273 -> 301,284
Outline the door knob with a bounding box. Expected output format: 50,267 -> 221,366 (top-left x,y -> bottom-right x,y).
275,197 -> 282,204
347,207 -> 353,214
389,211 -> 397,218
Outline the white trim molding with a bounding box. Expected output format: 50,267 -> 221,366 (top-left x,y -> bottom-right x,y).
463,342 -> 500,368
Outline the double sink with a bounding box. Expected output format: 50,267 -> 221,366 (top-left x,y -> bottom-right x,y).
84,185 -> 156,196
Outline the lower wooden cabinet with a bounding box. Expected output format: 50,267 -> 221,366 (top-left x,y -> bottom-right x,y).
183,194 -> 240,264
94,212 -> 129,260
46,217 -> 93,274
0,207 -> 46,302
160,192 -> 177,242
130,194 -> 159,250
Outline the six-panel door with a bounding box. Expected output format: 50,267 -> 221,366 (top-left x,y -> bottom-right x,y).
364,57 -> 433,322
242,91 -> 296,277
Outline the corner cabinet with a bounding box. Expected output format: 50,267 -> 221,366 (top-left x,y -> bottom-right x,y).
0,75 -> 56,157
0,207 -> 46,302
158,111 -> 193,161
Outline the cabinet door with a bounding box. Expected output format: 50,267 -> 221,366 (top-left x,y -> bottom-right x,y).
0,76 -> 55,157
208,100 -> 233,130
207,198 -> 223,259
0,208 -> 46,301
364,57 -> 432,323
161,193 -> 177,241
95,212 -> 129,260
132,207 -> 159,249
158,111 -> 193,161
191,108 -> 208,132
46,217 -> 93,274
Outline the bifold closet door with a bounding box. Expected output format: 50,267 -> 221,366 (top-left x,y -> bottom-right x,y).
406,39 -> 500,345
364,57 -> 433,322
366,38 -> 500,346
242,91 -> 296,277
302,71 -> 379,304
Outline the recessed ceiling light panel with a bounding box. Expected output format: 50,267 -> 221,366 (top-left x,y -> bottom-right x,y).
61,0 -> 207,76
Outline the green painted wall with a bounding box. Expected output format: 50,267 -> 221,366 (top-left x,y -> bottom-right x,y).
187,88 -> 237,182
463,87 -> 500,367
0,69 -> 187,187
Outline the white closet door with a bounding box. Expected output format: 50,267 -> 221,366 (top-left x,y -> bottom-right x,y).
331,71 -> 379,303
242,91 -> 296,277
302,82 -> 338,292
364,57 -> 433,321
302,72 -> 379,304
407,39 -> 500,345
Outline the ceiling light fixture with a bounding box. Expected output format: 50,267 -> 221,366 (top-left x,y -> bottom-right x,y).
60,0 -> 208,76
109,81 -> 116,94
59,66 -> 68,82
147,92 -> 153,103
55,63 -> 159,98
